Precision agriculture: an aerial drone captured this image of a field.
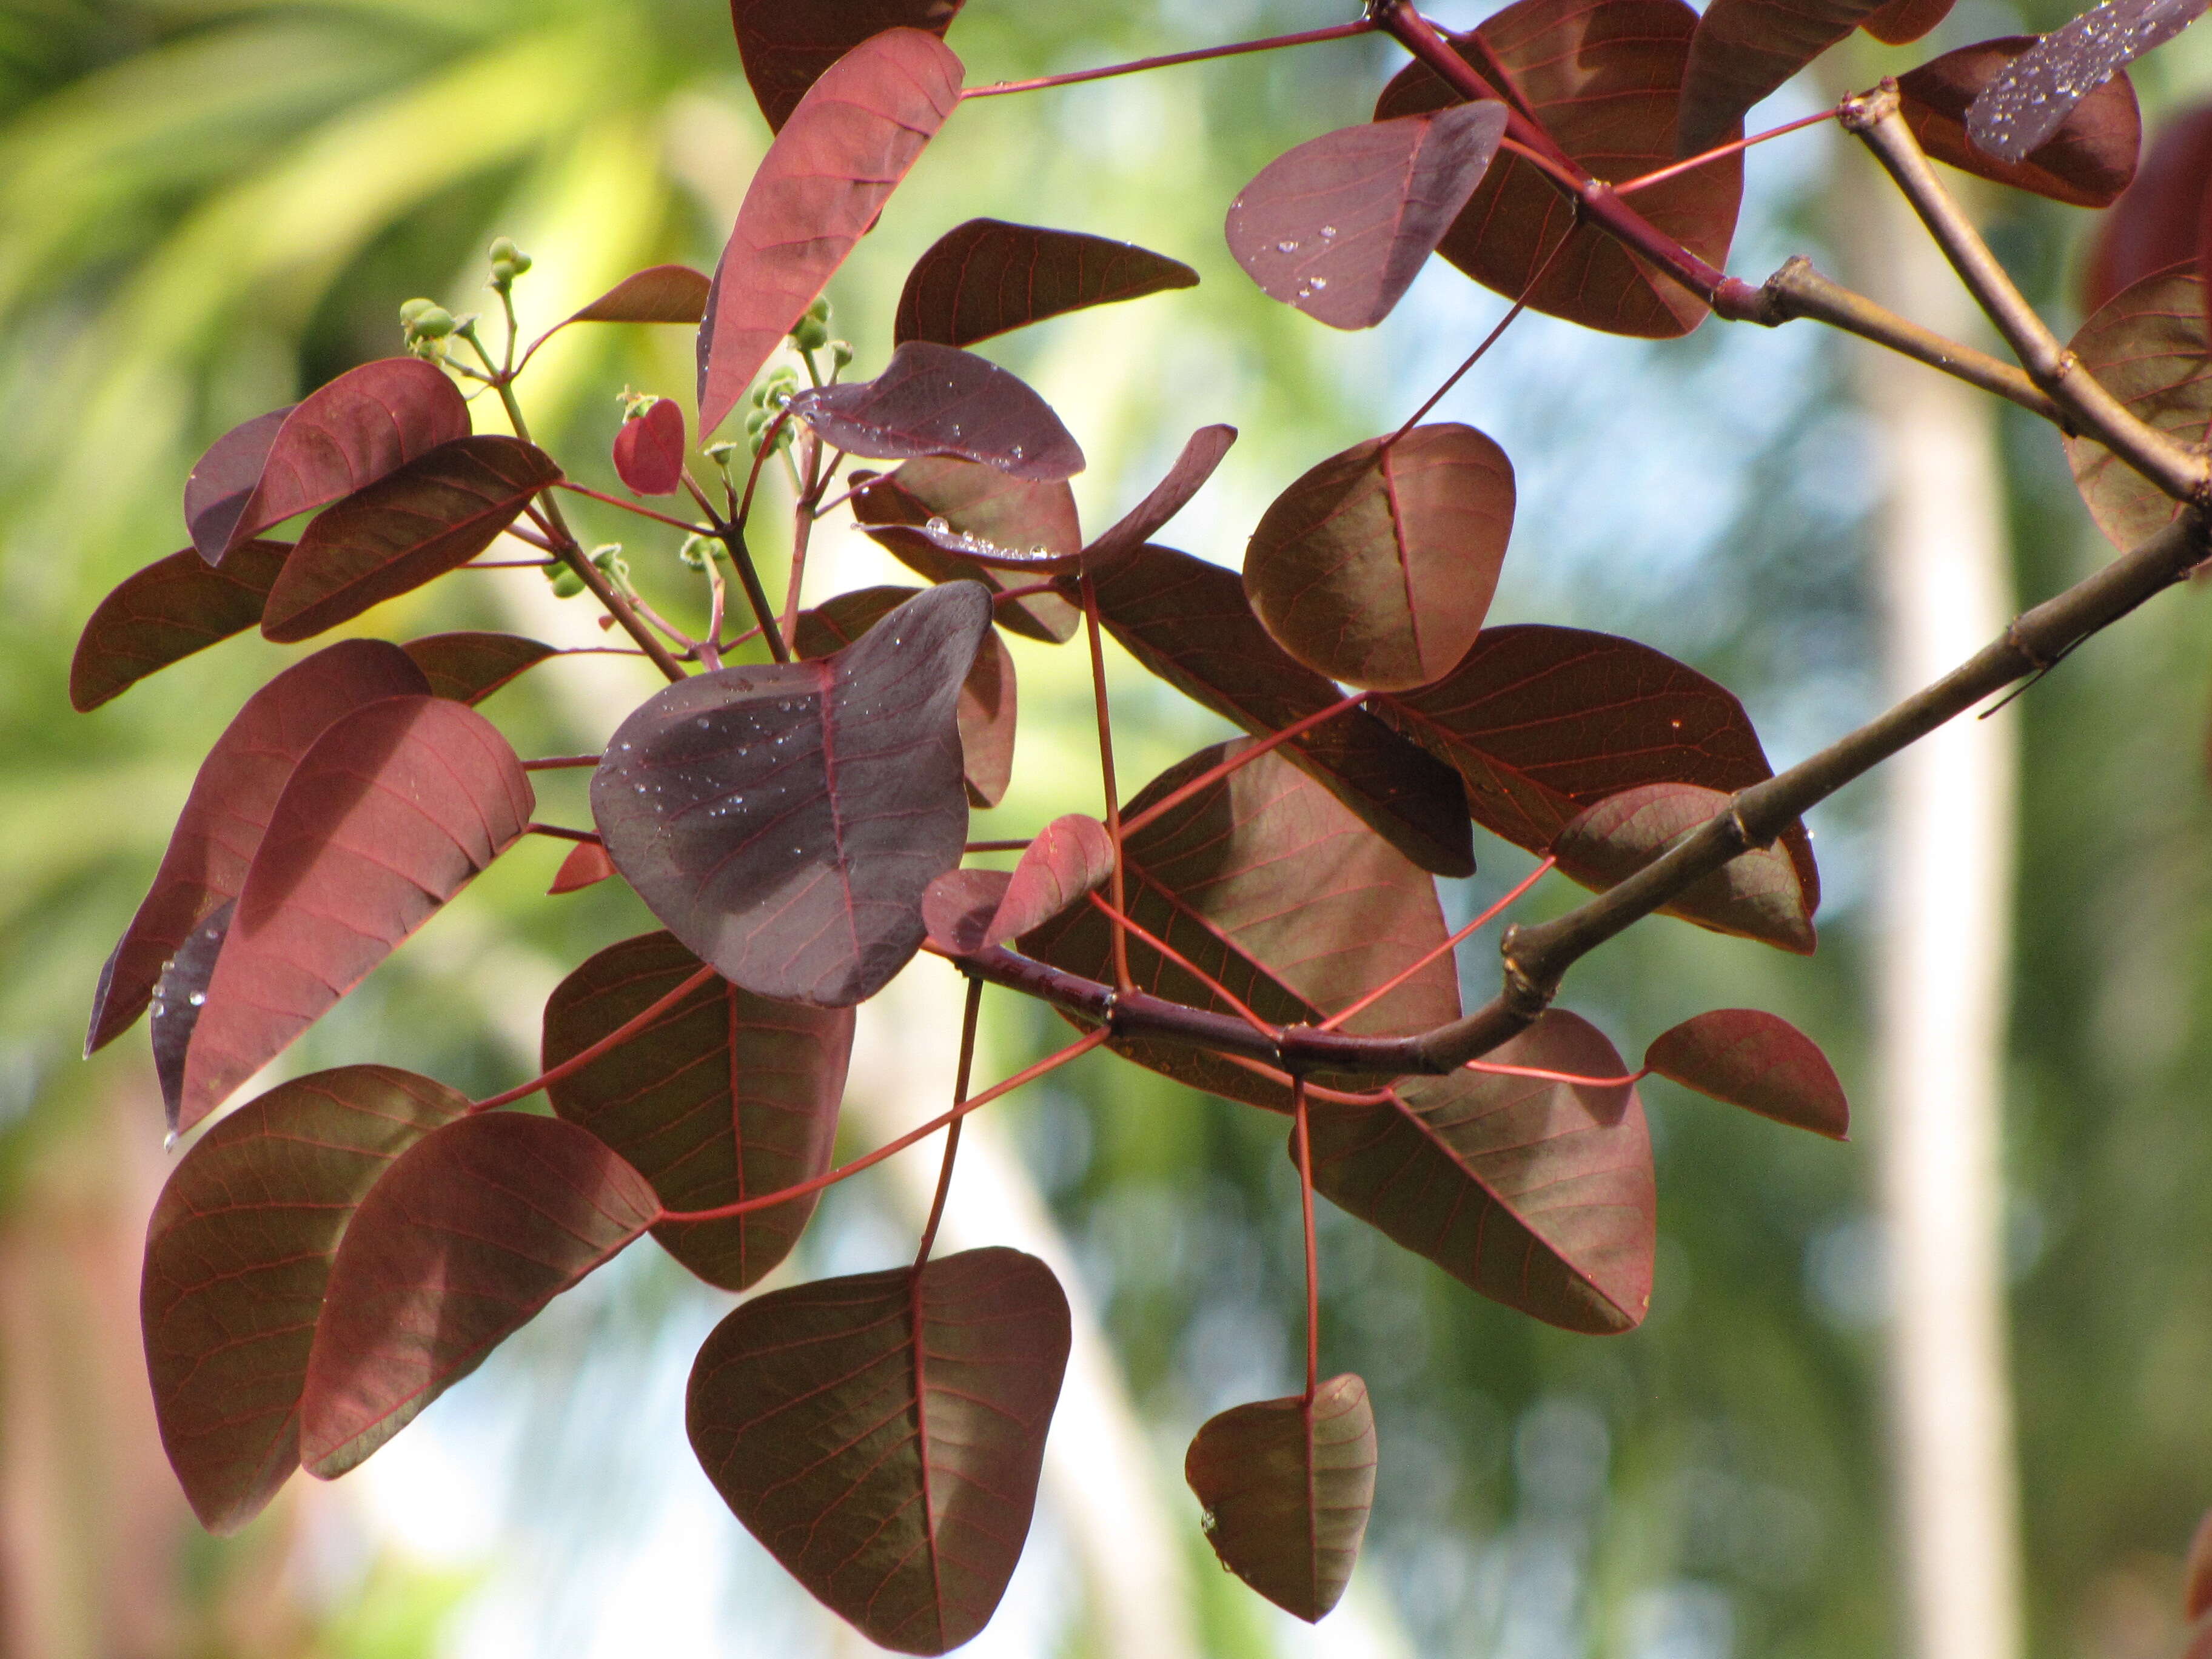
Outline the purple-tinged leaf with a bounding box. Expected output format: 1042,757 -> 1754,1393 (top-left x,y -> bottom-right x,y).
70,540 -> 289,712
614,398 -> 687,496
788,341 -> 1084,481
2082,103 -> 2212,313
850,457 -> 1081,642
687,1247 -> 1069,1655
1081,424 -> 1237,571
1678,0 -> 1882,158
923,813 -> 1115,953
1862,0 -> 1958,45
549,839 -> 617,894
1899,39 -> 2139,207
185,408 -> 292,562
1185,1375 -> 1377,1623
2063,266 -> 2211,550
150,902 -> 230,1131
730,0 -> 962,133
1551,782 -> 1815,952
1966,0 -> 2207,164
543,931 -> 852,1290
568,264 -> 712,324
401,631 -> 560,705
300,1114 -> 659,1477
594,583 -> 990,1007
1227,104 -> 1508,329
896,218 -> 1198,347
1643,1008 -> 1849,1138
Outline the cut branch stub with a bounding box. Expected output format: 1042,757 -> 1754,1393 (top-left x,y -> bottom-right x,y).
401,631 -> 560,705
566,263 -> 712,324
1898,39 -> 2140,207
697,28 -> 962,435
543,931 -> 852,1291
1550,782 -> 1815,953
1965,0 -> 2207,164
686,1247 -> 1070,1656
1227,102 -> 1507,330
184,407 -> 291,562
87,638 -> 431,1056
179,695 -> 534,1130
849,457 -> 1081,642
299,1113 -> 659,1478
2064,267 -> 2211,551
141,1065 -> 468,1532
1245,424 -> 1513,691
1080,423 -> 1238,572
896,218 -> 1198,347
1678,0 -> 1878,158
1307,1011 -> 1657,1333
1377,0 -> 1743,339
70,540 -> 289,712
613,398 -> 687,497
731,0 -> 962,132
787,341 -> 1084,481
261,436 -> 562,643
1090,542 -> 1476,877
215,358 -> 471,562
594,581 -> 990,1007
1184,1374 -> 1377,1623
1643,1008 -> 1849,1138
923,813 -> 1115,953
2082,104 -> 2212,313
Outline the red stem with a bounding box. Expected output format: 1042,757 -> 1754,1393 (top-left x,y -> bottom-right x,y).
1614,107 -> 1838,197
1085,892 -> 1278,1040
965,838 -> 1034,853
961,19 -> 1376,99
915,977 -> 984,1267
551,480 -> 711,534
522,754 -> 603,771
1321,856 -> 1555,1031
526,822 -> 601,843
1465,1059 -> 1649,1087
459,558 -> 557,569
1079,574 -> 1133,993
1387,232 -> 1571,444
1293,1078 -> 1319,1404
1118,689 -> 1369,838
471,964 -> 717,1114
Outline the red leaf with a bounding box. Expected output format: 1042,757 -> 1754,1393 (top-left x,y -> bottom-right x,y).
850,457 -> 1081,643
87,639 -> 431,1056
1378,0 -> 1743,340
1307,1011 -> 1657,1332
613,397 -> 688,496
697,28 -> 963,435
566,263 -> 712,324
1965,0 -> 2207,164
178,695 -> 534,1129
184,408 -> 292,562
549,839 -> 617,894
261,436 -> 561,643
141,1065 -> 468,1532
2082,102 -> 2212,314
1861,0 -> 1957,45
788,341 -> 1084,481
686,1247 -> 1070,1655
922,813 -> 1114,952
216,358 -> 470,562
1899,39 -> 2140,207
401,631 -> 560,704
1184,1375 -> 1377,1623
1090,541 -> 1475,877
594,583 -> 990,1007
70,539 -> 289,712
1552,782 -> 1815,952
2063,266 -> 2211,551
895,218 -> 1198,347
1245,424 -> 1513,691
1678,0 -> 1880,158
150,902 -> 230,1128
730,0 -> 962,133
1227,104 -> 1508,330
300,1113 -> 659,1477
543,931 -> 852,1290
2185,1507 -> 2212,1620
1081,424 -> 1238,571
1643,1008 -> 1848,1138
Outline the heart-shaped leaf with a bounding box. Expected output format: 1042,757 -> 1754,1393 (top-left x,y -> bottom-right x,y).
697,28 -> 963,435
850,457 -> 1081,642
594,582 -> 990,1006
141,1065 -> 468,1532
185,408 -> 292,562
1184,1375 -> 1377,1623
1245,425 -> 1513,691
686,1247 -> 1070,1655
1080,424 -> 1238,571
261,436 -> 561,643
731,0 -> 963,132
2082,104 -> 2212,313
1227,104 -> 1508,329
613,397 -> 687,495
300,1113 -> 659,1478
2063,267 -> 2211,551
1966,0 -> 2207,164
1308,1011 -> 1657,1332
1862,0 -> 1958,45
549,839 -> 617,894
1678,0 -> 1882,158
70,539 -> 289,712
923,813 -> 1115,953
794,583 -> 1016,807
87,639 -> 431,1056
542,931 -> 852,1290
217,358 -> 471,562
401,631 -> 560,704
568,263 -> 712,324
1643,1008 -> 1848,1138
179,695 -> 534,1129
1551,782 -> 1815,952
896,218 -> 1198,347
1899,39 -> 2139,207
1378,0 -> 1743,339
788,341 -> 1084,481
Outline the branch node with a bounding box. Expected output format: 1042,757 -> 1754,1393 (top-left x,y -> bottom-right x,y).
1837,79 -> 1900,132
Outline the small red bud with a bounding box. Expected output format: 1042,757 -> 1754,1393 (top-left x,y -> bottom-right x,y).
612,397 -> 686,496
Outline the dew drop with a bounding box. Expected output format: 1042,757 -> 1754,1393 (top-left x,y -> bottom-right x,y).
926,517 -> 951,535
1320,224 -> 1338,239
1276,240 -> 1299,254
1309,276 -> 1327,290
187,991 -> 205,1008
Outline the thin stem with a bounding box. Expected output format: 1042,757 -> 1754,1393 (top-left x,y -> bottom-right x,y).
1086,892 -> 1278,1039
782,431 -> 823,652
700,549 -> 728,672
525,822 -> 600,842
965,839 -> 1034,853
1293,1078 -> 1319,1403
522,754 -> 603,771
1321,856 -> 1554,1031
460,557 -> 557,569
551,480 -> 711,534
1079,574 -> 1132,992
961,19 -> 1375,99
734,410 -> 793,538
1387,231 -> 1570,444
1119,689 -> 1370,839
1465,1059 -> 1647,1087
1614,107 -> 1838,196
915,977 -> 984,1268
471,965 -> 717,1113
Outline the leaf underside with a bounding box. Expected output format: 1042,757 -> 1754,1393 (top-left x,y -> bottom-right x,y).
896,217 -> 1197,347
2063,267 -> 2211,550
788,340 -> 1085,481
2082,105 -> 2212,313
850,457 -> 1082,643
1643,1007 -> 1849,1138
568,263 -> 712,324
1965,0 -> 2206,164
1897,39 -> 2139,207
1678,0 -> 1884,158
401,631 -> 561,704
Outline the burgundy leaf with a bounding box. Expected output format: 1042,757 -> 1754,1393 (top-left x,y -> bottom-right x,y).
141,1065 -> 468,1532
1308,1011 -> 1657,1332
1245,425 -> 1513,691
218,358 -> 471,562
896,218 -> 1198,347
1551,782 -> 1815,952
1643,1008 -> 1849,1138
923,813 -> 1114,953
2187,1507 -> 2212,1620
849,457 -> 1082,642
687,1247 -> 1070,1655
2063,266 -> 2211,550
614,397 -> 688,496
1081,424 -> 1238,571
697,28 -> 964,435
1966,0 -> 2207,164
921,868 -> 1010,953
87,639 -> 431,1056
1899,38 -> 2140,207
150,902 -> 230,1130
185,408 -> 292,562
549,839 -> 618,894
401,631 -> 560,705
70,539 -> 289,712
543,930 -> 852,1290
567,264 -> 712,324
2082,103 -> 2212,313
788,341 -> 1084,481
300,1113 -> 659,1477
1090,542 -> 1475,877
1227,103 -> 1509,329
1184,1375 -> 1377,1623
1862,0 -> 1958,44
1678,0 -> 1882,158
179,695 -> 534,1130
593,583 -> 989,1007
730,0 -> 962,132
261,436 -> 561,643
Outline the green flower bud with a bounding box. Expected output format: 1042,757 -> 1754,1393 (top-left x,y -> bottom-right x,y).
679,533 -> 721,571
806,295 -> 831,324
589,543 -> 626,578
549,565 -> 586,598
398,297 -> 438,326
408,304 -> 457,340
789,314 -> 830,352
828,340 -> 854,370
702,441 -> 739,469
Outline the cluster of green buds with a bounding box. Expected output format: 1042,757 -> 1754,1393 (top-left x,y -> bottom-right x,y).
547,543 -> 628,600
398,297 -> 458,357
488,236 -> 532,290
788,295 -> 853,372
745,366 -> 802,458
